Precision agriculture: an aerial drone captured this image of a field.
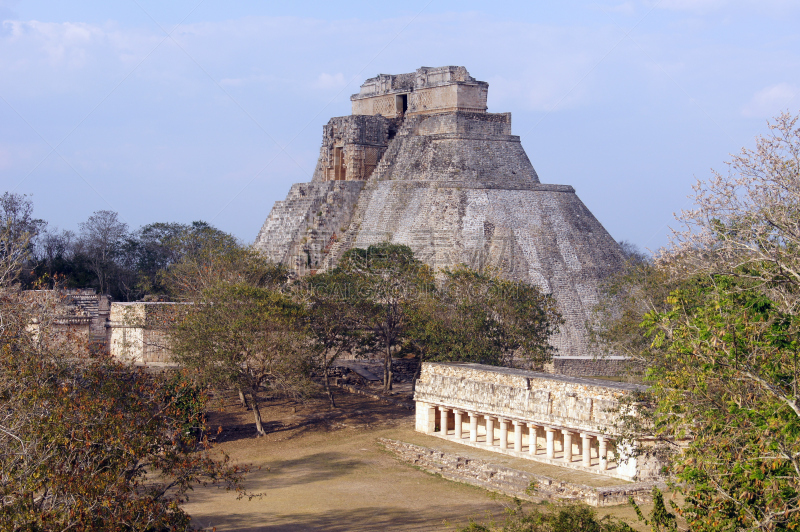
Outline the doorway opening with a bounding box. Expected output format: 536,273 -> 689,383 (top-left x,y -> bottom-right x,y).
396,94 -> 408,116
333,147 -> 345,180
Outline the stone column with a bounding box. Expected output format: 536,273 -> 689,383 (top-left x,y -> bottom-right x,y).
527,423 -> 539,455
545,427 -> 556,459
439,406 -> 449,435
485,415 -> 495,446
423,403 -> 436,433
581,433 -> 592,467
562,430 -> 574,463
598,437 -> 608,471
512,421 -> 523,452
453,410 -> 463,439
469,412 -> 479,442
498,418 -> 509,450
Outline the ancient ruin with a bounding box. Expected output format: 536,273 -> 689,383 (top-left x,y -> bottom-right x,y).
26,289 -> 181,364
108,302 -> 184,364
414,362 -> 657,481
254,66 -> 624,357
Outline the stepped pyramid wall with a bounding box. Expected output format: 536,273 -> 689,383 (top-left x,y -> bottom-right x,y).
254,66 -> 624,356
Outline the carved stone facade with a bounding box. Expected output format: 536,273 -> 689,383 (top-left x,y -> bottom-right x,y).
314,115 -> 393,182
414,362 -> 659,481
254,66 -> 626,357
351,66 -> 488,118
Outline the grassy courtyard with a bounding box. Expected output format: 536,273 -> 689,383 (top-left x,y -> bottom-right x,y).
183,389 -> 657,531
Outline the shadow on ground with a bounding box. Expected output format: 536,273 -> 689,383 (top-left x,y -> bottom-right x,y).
208,393 -> 414,444
191,503 -> 492,532
254,452 -> 367,490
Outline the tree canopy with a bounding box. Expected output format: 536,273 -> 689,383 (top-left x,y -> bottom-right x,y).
593,111 -> 800,531
0,223 -> 252,530
170,282 -> 311,436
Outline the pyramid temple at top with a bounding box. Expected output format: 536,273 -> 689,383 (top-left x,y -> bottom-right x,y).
254,66 -> 625,356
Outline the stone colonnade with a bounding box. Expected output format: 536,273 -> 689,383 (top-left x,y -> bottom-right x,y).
423,404 -> 615,472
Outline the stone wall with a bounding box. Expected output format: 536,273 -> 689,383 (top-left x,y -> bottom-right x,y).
379,438 -> 662,507
108,302 -> 186,363
545,356 -> 642,378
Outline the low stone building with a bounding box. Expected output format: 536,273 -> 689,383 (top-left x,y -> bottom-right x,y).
24,289 -> 111,352
108,302 -> 185,364
414,362 -> 657,481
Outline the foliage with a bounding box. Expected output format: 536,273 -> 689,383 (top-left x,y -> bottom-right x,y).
629,488 -> 677,532
593,111 -> 800,531
160,225 -> 287,302
407,266 -> 562,369
0,193 -> 263,303
664,111 -> 800,315
0,277 -> 250,530
590,253 -> 676,365
642,276 -> 800,530
295,269 -> 366,407
331,245 -> 561,391
458,500 -> 634,532
0,192 -> 44,286
162,370 -> 209,438
170,282 -> 311,436
337,243 -> 435,392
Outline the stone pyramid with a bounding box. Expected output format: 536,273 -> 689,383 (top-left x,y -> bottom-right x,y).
254,66 -> 624,356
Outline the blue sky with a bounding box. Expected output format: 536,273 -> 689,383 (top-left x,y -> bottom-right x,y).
1,0 -> 798,251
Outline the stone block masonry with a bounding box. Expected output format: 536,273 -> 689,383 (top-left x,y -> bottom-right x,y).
254,66 -> 626,361
545,356 -> 642,378
108,302 -> 188,363
379,439 -> 663,507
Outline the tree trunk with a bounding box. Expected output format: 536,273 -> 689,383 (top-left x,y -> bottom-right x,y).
323,364 -> 337,408
384,345 -> 393,393
250,390 -> 266,437
237,387 -> 250,409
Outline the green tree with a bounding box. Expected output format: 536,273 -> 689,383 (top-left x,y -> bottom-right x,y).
0,234 -> 251,530
296,269 -> 365,407
406,266 -> 562,381
641,276 -> 800,530
170,283 -> 311,436
77,210 -> 128,296
593,111 -> 800,531
0,192 -> 45,286
161,226 -> 287,301
338,243 -> 434,392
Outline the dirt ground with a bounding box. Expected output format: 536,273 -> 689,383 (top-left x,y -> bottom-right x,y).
183,387 -> 660,531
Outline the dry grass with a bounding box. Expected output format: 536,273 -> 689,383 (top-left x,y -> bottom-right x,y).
183,387 -> 660,531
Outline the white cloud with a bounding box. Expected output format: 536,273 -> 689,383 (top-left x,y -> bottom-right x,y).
742,83 -> 798,118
